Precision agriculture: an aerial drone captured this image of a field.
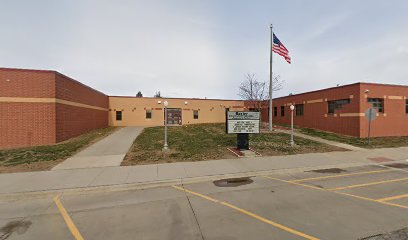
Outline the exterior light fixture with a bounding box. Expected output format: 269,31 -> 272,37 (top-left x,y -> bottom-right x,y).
289,104 -> 295,146
158,100 -> 162,104
163,101 -> 169,151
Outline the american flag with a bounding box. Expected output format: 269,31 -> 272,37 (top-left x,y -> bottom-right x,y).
273,33 -> 291,64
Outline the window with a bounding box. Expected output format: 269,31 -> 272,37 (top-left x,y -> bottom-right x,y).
368,98 -> 384,113
116,111 -> 122,121
406,100 -> 408,114
328,99 -> 351,114
273,107 -> 277,117
146,110 -> 152,119
280,106 -> 285,117
295,104 -> 304,116
193,110 -> 199,119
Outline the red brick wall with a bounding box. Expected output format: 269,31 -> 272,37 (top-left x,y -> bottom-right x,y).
359,83 -> 408,137
0,68 -> 108,149
0,103 -> 56,149
0,69 -> 56,149
0,68 -> 55,98
55,104 -> 108,142
55,73 -> 108,142
251,83 -> 408,138
252,84 -> 362,137
55,73 -> 107,108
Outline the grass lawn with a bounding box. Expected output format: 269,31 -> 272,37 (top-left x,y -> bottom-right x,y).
299,127 -> 408,148
0,127 -> 118,173
122,123 -> 344,165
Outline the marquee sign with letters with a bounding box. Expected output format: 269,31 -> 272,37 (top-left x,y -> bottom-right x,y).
226,111 -> 260,134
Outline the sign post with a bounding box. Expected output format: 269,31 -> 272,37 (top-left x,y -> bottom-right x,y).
226,111 -> 260,150
364,107 -> 377,145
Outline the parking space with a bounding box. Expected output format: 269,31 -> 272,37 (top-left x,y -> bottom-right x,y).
1,164 -> 408,240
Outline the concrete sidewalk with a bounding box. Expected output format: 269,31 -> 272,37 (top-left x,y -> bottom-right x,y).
1,146 -> 407,196
273,128 -> 365,151
52,127 -> 144,170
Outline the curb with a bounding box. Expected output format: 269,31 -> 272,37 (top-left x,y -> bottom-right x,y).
0,161 -> 400,201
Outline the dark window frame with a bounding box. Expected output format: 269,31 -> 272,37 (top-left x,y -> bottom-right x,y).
146,110 -> 152,119
273,107 -> 277,117
280,106 -> 285,117
295,104 -> 304,116
116,111 -> 122,121
367,98 -> 384,113
328,99 -> 351,114
193,110 -> 199,119
406,100 -> 408,114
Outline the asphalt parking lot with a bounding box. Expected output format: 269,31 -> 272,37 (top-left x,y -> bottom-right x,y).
1,163 -> 408,240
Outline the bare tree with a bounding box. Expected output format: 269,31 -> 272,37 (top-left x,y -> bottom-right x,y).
154,91 -> 162,98
238,73 -> 284,110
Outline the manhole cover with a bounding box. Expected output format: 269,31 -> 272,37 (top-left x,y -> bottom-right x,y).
307,168 -> 347,174
213,177 -> 253,187
385,163 -> 408,169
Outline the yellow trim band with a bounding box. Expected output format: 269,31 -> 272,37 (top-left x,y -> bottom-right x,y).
388,96 -> 403,100
306,99 -> 323,104
0,97 -> 107,111
339,113 -> 365,117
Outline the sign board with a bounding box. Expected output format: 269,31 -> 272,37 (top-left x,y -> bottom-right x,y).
365,108 -> 377,121
226,111 -> 260,134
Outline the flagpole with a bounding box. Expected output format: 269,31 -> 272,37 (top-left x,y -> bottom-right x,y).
269,24 -> 273,131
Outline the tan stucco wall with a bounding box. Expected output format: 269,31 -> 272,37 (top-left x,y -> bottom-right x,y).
108,97 -> 246,126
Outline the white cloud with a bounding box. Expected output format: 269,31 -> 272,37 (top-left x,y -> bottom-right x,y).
0,0 -> 407,99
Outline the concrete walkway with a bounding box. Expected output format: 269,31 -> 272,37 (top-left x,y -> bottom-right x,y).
1,146 -> 407,197
274,128 -> 365,151
52,127 -> 144,170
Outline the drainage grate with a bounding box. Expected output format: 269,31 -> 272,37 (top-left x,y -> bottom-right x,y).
213,177 -> 253,187
307,168 -> 347,174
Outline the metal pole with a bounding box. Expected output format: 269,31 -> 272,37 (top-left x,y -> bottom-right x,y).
290,107 -> 294,146
367,108 -> 372,145
269,24 -> 273,132
163,104 -> 168,150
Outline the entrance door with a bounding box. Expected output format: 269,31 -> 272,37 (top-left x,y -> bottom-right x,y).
166,108 -> 182,125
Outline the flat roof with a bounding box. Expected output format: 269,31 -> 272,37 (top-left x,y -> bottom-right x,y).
271,82 -> 408,101
108,96 -> 243,102
0,67 -> 107,96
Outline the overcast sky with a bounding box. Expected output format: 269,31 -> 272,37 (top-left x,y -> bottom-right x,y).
1,0 -> 407,99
